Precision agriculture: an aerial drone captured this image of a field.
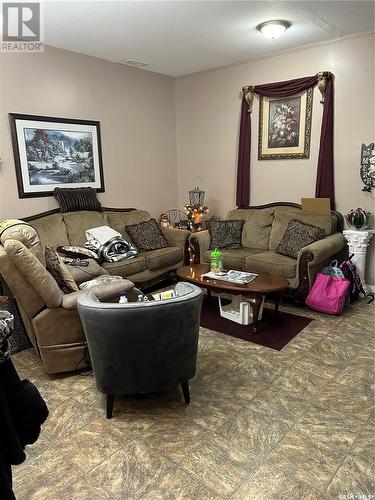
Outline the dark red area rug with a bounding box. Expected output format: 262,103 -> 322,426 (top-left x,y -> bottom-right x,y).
200,298 -> 313,351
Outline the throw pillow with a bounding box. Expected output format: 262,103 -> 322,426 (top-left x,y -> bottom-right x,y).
57,245 -> 100,262
64,260 -> 107,285
54,187 -> 102,212
79,275 -> 123,290
45,247 -> 79,294
126,219 -> 168,251
208,219 -> 244,249
276,219 -> 325,259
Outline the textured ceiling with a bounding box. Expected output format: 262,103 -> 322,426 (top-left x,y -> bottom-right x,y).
44,0 -> 375,76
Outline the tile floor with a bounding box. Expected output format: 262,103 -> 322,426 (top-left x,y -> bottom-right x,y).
11,298 -> 375,499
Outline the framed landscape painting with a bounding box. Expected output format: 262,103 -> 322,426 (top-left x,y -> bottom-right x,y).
9,114 -> 105,198
258,88 -> 313,160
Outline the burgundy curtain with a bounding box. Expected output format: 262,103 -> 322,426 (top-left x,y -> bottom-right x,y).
315,77 -> 334,208
236,97 -> 251,208
254,75 -> 318,97
236,74 -> 335,209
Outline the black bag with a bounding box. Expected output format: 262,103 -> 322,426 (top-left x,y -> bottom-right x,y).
339,255 -> 365,303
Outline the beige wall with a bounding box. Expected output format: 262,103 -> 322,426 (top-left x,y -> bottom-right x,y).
175,34 -> 375,284
0,46 -> 177,219
1,35 -> 374,283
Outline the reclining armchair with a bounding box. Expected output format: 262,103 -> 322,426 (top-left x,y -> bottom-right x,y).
0,222 -> 134,374
77,282 -> 203,418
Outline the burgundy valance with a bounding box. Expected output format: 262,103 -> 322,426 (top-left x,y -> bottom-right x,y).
236,72 -> 334,209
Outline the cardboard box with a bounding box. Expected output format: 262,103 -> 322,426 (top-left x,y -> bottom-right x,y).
301,198 -> 331,216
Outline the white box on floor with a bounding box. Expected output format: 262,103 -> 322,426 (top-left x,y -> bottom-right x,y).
218,294 -> 265,325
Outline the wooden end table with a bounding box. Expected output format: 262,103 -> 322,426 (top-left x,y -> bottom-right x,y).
176,264 -> 289,333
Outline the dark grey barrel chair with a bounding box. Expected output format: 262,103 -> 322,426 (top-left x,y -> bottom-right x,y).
77,282 -> 203,418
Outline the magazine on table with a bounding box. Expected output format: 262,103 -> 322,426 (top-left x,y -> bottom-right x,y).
202,269 -> 258,284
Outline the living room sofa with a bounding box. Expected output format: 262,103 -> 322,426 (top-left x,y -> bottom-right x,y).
190,202 -> 346,300
25,207 -> 190,288
0,207 -> 190,374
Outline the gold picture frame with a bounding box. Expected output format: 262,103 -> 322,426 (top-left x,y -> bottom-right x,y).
258,88 -> 313,160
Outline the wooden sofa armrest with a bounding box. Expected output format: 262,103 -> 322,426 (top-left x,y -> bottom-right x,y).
293,233 -> 347,301
297,233 -> 346,266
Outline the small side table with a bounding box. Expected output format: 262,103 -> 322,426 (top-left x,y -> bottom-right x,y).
343,229 -> 375,295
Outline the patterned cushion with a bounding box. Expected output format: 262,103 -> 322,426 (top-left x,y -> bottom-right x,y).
45,247 -> 79,294
65,260 -> 107,285
57,245 -> 100,262
276,219 -> 325,259
126,219 -> 168,251
208,219 -> 244,250
54,187 -> 102,212
79,275 -> 124,290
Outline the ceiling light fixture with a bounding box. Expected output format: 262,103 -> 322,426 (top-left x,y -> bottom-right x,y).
256,20 -> 291,40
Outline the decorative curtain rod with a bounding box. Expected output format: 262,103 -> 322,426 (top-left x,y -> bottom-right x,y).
241,71 -> 333,113
236,71 -> 335,208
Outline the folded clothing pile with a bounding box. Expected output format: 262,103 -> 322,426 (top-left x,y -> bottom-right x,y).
85,226 -> 138,263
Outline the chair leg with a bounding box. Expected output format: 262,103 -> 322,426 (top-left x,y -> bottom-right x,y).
106,394 -> 114,419
181,381 -> 190,405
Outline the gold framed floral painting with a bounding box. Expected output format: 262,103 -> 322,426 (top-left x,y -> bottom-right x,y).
258,88 -> 313,160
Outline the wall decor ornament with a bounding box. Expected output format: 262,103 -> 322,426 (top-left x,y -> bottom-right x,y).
243,86 -> 254,114
360,143 -> 375,192
258,88 -> 313,160
9,113 -> 104,198
317,72 -> 330,104
345,208 -> 371,231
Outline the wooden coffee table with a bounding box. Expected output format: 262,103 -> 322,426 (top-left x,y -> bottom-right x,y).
176,264 -> 289,333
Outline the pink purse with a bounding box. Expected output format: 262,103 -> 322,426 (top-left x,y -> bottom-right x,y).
306,273 -> 350,315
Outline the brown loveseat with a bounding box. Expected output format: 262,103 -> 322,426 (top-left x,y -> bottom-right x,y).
190,202 -> 346,300
0,208 -> 190,374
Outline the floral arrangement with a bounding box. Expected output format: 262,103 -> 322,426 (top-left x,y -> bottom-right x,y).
269,102 -> 299,147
